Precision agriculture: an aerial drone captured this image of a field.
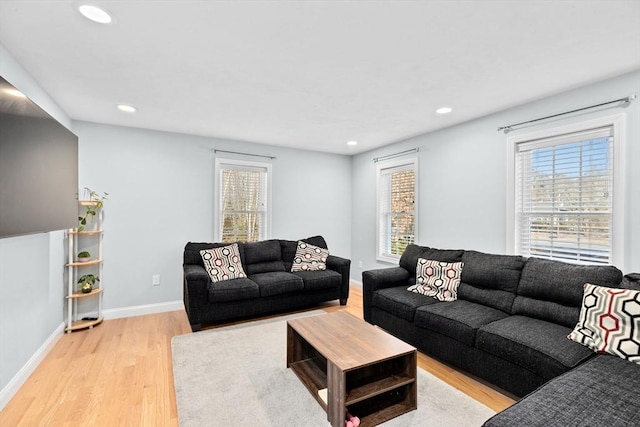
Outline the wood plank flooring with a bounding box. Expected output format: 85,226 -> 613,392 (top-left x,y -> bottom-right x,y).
0,286 -> 515,426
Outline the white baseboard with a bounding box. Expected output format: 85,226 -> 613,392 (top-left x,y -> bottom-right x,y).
350,279 -> 363,289
0,322 -> 65,411
103,300 -> 184,320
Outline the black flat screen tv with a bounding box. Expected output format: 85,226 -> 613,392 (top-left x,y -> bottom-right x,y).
0,76 -> 79,238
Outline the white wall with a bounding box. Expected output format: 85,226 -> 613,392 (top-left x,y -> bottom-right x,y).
0,44 -> 70,406
72,121 -> 352,311
351,70 -> 640,278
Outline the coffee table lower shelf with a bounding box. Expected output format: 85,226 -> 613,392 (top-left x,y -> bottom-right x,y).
287,313 -> 417,427
289,357 -> 329,410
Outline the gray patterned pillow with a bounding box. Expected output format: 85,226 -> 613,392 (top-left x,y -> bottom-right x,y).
291,241 -> 328,271
200,243 -> 247,283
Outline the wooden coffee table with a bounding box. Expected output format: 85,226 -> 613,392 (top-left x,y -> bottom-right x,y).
287,311 -> 417,427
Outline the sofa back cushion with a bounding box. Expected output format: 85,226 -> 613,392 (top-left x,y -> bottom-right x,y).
622,273 -> 640,291
243,239 -> 285,275
281,236 -> 328,271
184,242 -> 244,267
399,244 -> 464,278
457,251 -> 525,312
512,257 -> 623,327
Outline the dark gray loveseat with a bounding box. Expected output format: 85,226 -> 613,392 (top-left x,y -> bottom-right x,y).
363,245 -> 639,425
183,235 -> 350,331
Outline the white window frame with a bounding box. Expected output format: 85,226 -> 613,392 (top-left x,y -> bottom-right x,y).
506,113 -> 625,267
214,158 -> 272,243
376,157 -> 419,264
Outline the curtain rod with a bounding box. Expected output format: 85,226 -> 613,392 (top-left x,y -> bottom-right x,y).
372,148 -> 419,163
497,94 -> 636,134
212,149 -> 276,160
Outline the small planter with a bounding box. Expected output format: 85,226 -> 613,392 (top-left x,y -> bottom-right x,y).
77,251 -> 92,263
77,274 -> 99,294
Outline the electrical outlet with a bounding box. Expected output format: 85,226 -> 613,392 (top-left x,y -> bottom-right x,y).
152,274 -> 160,286
358,261 -> 364,269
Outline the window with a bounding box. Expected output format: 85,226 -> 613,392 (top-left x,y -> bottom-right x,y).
214,159 -> 271,243
376,158 -> 418,263
507,114 -> 625,265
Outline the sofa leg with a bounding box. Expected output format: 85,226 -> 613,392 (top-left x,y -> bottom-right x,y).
340,298 -> 347,306
190,323 -> 202,332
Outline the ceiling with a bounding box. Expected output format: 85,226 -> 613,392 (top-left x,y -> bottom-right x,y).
0,1 -> 639,155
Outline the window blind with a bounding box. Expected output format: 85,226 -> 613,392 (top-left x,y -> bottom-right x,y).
515,125 -> 614,264
378,163 -> 416,260
219,163 -> 268,243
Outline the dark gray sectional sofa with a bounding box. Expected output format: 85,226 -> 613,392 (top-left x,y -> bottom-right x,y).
183,235 -> 350,331
363,245 -> 640,426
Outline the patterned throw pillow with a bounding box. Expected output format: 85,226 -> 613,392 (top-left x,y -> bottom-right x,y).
568,283 -> 640,364
291,241 -> 329,272
200,243 -> 247,283
408,258 -> 464,302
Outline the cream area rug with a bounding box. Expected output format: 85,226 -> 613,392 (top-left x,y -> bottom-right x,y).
171,311 -> 495,427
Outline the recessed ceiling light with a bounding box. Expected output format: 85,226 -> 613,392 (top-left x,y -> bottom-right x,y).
117,104 -> 137,113
78,4 -> 112,24
4,88 -> 26,98
436,107 -> 453,114
347,140 -> 358,146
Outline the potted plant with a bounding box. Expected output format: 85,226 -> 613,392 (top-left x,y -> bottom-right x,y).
78,187 -> 108,232
77,251 -> 91,263
78,274 -> 100,293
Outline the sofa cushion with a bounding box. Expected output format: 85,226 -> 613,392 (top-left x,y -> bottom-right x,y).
622,273 -> 640,291
512,297 -> 581,329
249,271 -> 304,297
512,257 -> 623,327
455,251 -> 524,313
372,286 -> 439,322
293,269 -> 341,291
476,315 -> 594,380
243,240 -> 285,275
461,250 -> 525,291
207,277 -> 259,303
281,236 -> 328,270
568,283 -> 640,363
482,355 -> 640,427
414,300 -> 509,347
200,244 -> 247,283
291,241 -> 328,271
399,244 -> 464,278
461,251 -> 525,293
457,284 -> 516,315
408,259 -> 464,301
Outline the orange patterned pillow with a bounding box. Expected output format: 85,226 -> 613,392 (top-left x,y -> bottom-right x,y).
408,258 -> 464,302
291,241 -> 328,272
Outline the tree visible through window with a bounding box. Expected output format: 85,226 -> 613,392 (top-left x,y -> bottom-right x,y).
377,159 -> 417,262
512,123 -> 620,265
215,160 -> 270,243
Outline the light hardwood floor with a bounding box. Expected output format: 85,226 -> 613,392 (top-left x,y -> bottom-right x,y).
0,286 -> 515,426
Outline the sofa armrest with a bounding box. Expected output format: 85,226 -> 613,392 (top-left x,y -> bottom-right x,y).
362,267 -> 410,323
327,255 -> 351,304
183,264 -> 210,329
